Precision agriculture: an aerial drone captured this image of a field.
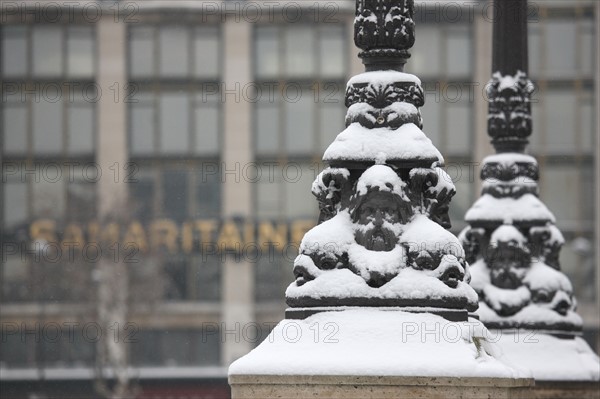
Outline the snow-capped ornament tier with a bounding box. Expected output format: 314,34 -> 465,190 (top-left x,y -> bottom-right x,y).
285,0 -> 478,320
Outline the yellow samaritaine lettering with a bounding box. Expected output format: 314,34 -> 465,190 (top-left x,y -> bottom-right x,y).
291,220 -> 315,246
150,219 -> 179,253
100,222 -> 120,247
62,223 -> 85,249
217,221 -> 242,251
88,222 -> 120,247
195,220 -> 218,243
123,221 -> 148,253
30,219 -> 58,243
181,222 -> 193,254
244,221 -> 255,244
258,222 -> 287,249
87,221 -> 99,244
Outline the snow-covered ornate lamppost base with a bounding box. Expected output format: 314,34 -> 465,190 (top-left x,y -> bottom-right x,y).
459,0 -> 600,390
229,310 -> 533,398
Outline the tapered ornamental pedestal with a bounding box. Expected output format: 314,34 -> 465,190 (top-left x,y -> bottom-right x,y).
229,1 -> 533,396
229,310 -> 533,399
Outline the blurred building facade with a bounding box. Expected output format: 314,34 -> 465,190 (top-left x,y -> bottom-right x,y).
1,0 -> 598,396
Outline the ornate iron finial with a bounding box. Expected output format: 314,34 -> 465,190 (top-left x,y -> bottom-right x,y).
354,0 -> 415,71
487,0 -> 533,153
487,71 -> 534,152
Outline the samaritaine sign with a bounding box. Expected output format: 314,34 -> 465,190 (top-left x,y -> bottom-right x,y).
5,218 -> 316,258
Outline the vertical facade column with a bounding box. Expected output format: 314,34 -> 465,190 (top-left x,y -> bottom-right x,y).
96,14 -> 130,395
595,0 -> 600,351
221,16 -> 254,365
97,16 -> 128,216
348,13 -> 363,77
473,0 -> 494,190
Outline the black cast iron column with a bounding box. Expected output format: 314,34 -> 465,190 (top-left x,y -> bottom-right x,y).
492,0 -> 528,76
487,0 -> 533,153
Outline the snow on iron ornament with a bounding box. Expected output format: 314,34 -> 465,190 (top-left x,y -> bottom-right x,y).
285,0 -> 478,319
461,72 -> 583,333
461,72 -> 582,332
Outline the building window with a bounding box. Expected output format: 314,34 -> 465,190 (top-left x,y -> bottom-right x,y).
545,20 -> 577,79
530,16 -> 595,79
159,93 -> 191,154
255,251 -> 294,302
129,90 -> 221,157
406,23 -> 473,79
530,87 -> 595,156
255,24 -> 345,79
2,92 -> 27,154
1,24 -> 96,79
2,25 -> 28,77
0,325 -> 96,368
129,25 -> 220,79
253,24 -> 347,156
2,84 -> 97,156
130,328 -> 220,367
32,25 -> 64,77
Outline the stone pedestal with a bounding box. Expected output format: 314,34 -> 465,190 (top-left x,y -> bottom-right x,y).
229,375 -> 533,399
533,381 -> 600,399
229,310 -> 533,399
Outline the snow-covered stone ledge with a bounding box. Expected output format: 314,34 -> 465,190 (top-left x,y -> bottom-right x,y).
229,310 -> 534,398
229,374 -> 533,399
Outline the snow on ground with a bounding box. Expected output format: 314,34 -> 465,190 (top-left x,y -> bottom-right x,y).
229,309 -> 527,378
